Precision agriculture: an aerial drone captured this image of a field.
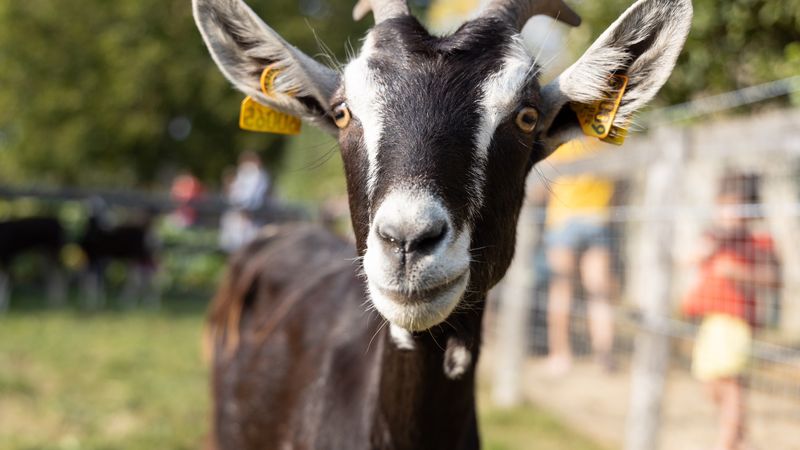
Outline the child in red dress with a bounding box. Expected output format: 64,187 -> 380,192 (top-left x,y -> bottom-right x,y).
682,173 -> 780,450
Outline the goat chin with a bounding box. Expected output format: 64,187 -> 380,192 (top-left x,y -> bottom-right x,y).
366,272 -> 469,332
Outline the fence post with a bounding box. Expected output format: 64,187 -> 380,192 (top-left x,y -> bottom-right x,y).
760,162 -> 800,337
625,126 -> 686,450
492,196 -> 540,407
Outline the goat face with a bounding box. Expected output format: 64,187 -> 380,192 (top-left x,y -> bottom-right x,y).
340,18 -> 548,331
194,0 -> 692,331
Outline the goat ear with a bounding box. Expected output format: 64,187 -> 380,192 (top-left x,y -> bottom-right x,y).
538,0 -> 692,152
193,0 -> 340,133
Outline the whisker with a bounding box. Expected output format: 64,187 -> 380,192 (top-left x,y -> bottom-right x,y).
366,319 -> 389,354
470,245 -> 495,252
442,318 -> 458,333
428,329 -> 445,352
533,13 -> 557,68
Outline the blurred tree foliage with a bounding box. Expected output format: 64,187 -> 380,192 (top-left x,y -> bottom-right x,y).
0,0 -> 368,187
571,0 -> 800,106
1,0 -> 797,191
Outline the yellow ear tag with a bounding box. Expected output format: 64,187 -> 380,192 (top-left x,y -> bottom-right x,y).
601,124 -> 628,145
570,74 -> 629,145
238,65 -> 301,135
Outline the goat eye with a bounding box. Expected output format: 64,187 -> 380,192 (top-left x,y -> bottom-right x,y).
332,103 -> 351,129
515,107 -> 539,133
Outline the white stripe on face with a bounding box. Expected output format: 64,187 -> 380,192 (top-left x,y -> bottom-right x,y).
469,37 -> 535,218
343,34 -> 384,203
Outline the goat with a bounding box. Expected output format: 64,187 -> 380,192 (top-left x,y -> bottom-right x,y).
78,207 -> 159,308
0,217 -> 66,311
194,0 -> 692,448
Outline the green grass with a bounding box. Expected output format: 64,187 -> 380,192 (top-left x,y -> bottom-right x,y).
478,397 -> 608,450
0,298 -> 605,450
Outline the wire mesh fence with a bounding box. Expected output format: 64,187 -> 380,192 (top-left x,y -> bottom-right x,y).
486,109 -> 800,450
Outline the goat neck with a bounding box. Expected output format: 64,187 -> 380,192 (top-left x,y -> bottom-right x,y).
371,291 -> 485,449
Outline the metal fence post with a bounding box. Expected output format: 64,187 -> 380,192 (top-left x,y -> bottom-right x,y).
625,126 -> 686,450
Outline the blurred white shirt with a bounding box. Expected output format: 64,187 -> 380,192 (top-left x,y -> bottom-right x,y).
228,162 -> 269,211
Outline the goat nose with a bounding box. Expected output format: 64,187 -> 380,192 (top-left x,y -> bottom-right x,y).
377,217 -> 448,256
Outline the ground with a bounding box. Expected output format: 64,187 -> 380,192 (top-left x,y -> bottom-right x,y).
514,357 -> 800,450
0,296 -> 605,450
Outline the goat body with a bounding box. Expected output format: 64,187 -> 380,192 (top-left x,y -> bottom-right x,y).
0,217 -> 64,267
209,225 -> 482,450
194,0 -> 692,447
79,217 -> 155,267
78,214 -> 158,307
0,217 -> 66,310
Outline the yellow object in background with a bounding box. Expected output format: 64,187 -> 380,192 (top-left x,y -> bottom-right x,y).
692,314 -> 752,382
61,243 -> 87,271
546,140 -> 615,228
427,0 -> 480,32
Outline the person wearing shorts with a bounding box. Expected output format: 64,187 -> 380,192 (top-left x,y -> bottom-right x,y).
682,172 -> 779,450
544,140 -> 616,375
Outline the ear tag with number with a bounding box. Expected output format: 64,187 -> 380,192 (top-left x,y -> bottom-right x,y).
570,74 -> 629,145
238,65 -> 301,135
600,124 -> 628,145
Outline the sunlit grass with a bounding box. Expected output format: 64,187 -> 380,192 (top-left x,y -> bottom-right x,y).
0,297 -> 604,450
478,394 -> 608,450
0,298 -> 209,450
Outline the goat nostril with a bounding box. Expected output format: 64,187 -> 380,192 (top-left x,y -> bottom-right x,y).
376,219 -> 448,256
377,225 -> 404,251
407,222 -> 447,254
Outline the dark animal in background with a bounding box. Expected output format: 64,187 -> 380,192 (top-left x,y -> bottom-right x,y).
0,217 -> 66,311
78,203 -> 159,308
194,0 -> 692,448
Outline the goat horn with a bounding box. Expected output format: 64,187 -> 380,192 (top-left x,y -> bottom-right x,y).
483,0 -> 581,30
353,0 -> 410,23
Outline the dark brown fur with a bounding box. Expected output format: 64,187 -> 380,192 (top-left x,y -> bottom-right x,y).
196,0 -> 692,446
0,217 -> 64,267
207,224 -> 483,450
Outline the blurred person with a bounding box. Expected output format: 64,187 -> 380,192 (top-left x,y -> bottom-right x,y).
219,153 -> 271,253
170,170 -> 204,227
544,139 -> 617,375
681,172 -> 779,450
229,150 -> 271,211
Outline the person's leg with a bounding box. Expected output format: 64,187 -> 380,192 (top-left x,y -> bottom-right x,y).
82,263 -> 106,309
714,378 -> 746,450
0,269 -> 9,313
706,379 -> 723,407
141,263 -> 161,310
546,246 -> 576,374
120,264 -> 141,309
581,245 -> 615,368
45,253 -> 67,307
